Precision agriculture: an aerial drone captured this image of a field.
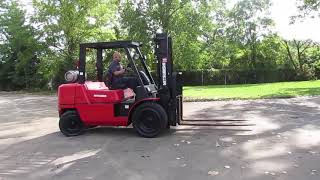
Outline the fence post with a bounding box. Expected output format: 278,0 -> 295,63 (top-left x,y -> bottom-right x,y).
201,70 -> 204,86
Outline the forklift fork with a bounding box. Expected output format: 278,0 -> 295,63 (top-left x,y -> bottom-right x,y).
179,119 -> 254,127
176,95 -> 254,127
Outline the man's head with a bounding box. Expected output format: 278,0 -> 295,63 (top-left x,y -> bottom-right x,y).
113,51 -> 121,62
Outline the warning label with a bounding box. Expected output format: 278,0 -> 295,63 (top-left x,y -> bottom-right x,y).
162,58 -> 168,63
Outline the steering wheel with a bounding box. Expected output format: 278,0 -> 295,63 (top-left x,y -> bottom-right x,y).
125,63 -> 134,72
125,63 -> 151,85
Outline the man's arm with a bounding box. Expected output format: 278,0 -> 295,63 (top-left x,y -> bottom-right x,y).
113,68 -> 125,76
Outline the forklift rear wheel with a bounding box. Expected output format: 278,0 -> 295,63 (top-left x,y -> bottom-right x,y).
132,102 -> 168,138
59,111 -> 84,136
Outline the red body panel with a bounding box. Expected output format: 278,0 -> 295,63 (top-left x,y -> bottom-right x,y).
86,89 -> 123,103
58,81 -> 160,126
76,104 -> 127,126
58,84 -> 76,105
58,81 -> 128,126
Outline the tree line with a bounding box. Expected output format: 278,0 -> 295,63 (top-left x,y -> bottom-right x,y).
0,0 -> 319,90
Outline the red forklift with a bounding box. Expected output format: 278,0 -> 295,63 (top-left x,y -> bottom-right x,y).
58,33 -> 250,138
58,33 -> 183,138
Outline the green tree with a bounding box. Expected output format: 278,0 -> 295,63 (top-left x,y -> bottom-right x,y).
282,39 -> 318,79
0,1 -> 42,90
120,0 -> 222,71
256,35 -> 287,69
288,0 -> 320,79
32,0 -> 118,88
225,0 -> 274,70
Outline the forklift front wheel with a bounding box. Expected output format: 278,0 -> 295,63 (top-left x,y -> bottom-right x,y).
132,102 -> 168,138
59,110 -> 84,137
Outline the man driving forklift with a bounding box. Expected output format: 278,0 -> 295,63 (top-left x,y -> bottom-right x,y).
106,51 -> 138,90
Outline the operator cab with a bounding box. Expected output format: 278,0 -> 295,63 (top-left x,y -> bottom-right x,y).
64,41 -> 157,102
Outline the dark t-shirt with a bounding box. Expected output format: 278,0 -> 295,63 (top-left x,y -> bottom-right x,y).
107,60 -> 123,83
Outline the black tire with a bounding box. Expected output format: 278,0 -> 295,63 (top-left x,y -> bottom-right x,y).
132,102 -> 168,138
59,111 -> 84,137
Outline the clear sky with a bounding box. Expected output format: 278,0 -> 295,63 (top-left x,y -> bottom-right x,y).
18,0 -> 320,42
270,0 -> 320,41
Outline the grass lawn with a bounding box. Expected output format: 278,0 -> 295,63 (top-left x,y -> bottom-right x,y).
183,80 -> 320,100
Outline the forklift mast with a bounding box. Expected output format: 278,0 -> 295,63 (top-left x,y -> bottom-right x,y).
154,33 -> 183,126
154,34 -> 173,88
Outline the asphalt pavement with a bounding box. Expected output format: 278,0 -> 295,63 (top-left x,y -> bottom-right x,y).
0,92 -> 319,180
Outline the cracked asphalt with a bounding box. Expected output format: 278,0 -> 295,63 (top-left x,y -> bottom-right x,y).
0,92 -> 320,180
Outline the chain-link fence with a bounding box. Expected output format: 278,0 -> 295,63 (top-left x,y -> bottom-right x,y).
175,69 -> 306,86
